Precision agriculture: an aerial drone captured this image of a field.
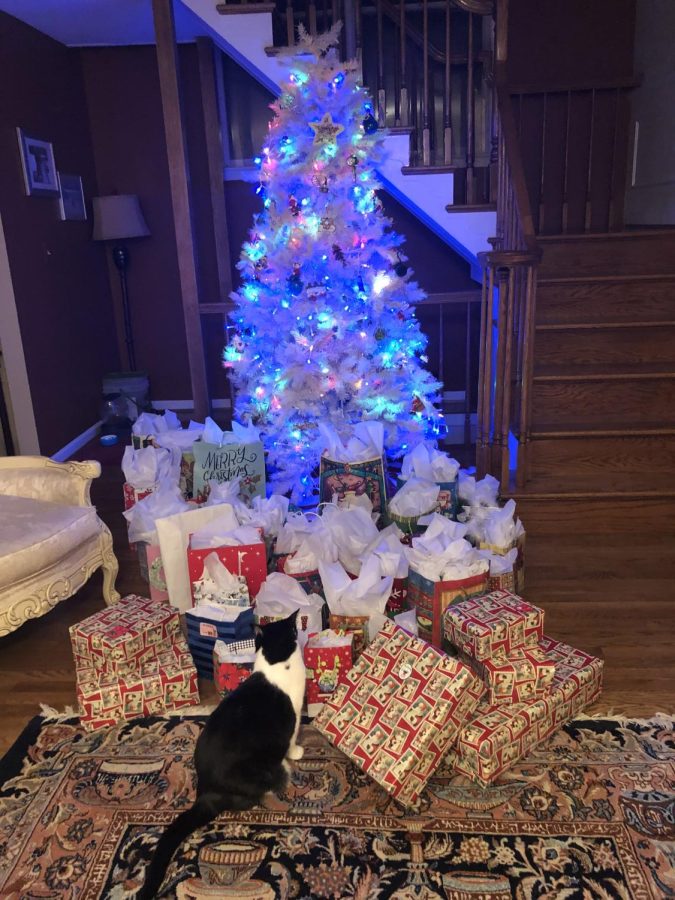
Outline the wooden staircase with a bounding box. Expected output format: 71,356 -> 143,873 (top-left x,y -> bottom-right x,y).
519,231 -> 675,499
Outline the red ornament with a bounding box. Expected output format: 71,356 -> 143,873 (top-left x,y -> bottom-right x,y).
411,396 -> 425,414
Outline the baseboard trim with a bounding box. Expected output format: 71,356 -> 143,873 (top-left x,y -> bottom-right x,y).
151,399 -> 231,411
51,421 -> 102,462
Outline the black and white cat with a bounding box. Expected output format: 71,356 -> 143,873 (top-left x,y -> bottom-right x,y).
137,610 -> 305,899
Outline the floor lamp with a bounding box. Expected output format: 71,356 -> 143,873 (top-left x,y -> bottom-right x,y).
92,194 -> 150,372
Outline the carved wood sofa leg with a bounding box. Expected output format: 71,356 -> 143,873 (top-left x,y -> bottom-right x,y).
100,525 -> 121,605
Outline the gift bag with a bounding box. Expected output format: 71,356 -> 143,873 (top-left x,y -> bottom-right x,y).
254,573 -> 325,638
407,567 -> 489,649
328,614 -> 370,660
213,638 -> 257,696
186,606 -> 255,678
304,630 -> 354,717
192,419 -> 265,503
320,455 -> 388,522
188,541 -> 267,602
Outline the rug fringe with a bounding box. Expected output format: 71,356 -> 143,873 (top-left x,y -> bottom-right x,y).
38,701 -> 217,722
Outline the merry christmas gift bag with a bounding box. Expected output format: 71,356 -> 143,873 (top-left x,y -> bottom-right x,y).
314,620 -> 485,807
447,638 -> 603,786
304,629 -> 354,717
192,418 -> 265,504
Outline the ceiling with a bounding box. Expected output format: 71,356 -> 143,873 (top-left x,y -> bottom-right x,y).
0,0 -> 209,46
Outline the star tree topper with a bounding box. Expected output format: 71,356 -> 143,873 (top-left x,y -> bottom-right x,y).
309,112 -> 345,145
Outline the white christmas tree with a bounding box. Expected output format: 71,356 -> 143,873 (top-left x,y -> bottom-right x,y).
226,27 -> 442,500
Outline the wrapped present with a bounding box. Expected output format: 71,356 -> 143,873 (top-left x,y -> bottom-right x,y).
315,620 -> 485,808
185,605 -> 255,678
76,635 -> 199,731
462,644 -> 556,705
69,594 -> 181,675
443,590 -> 544,662
407,567 -> 488,650
213,638 -> 257,696
328,613 -> 370,661
304,630 -> 354,717
449,637 -> 603,786
188,540 -> 267,601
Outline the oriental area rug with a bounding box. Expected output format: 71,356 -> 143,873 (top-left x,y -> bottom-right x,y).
0,715 -> 673,899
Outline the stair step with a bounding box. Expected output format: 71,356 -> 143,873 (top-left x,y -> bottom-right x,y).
536,275 -> 675,326
510,494 -> 675,533
537,231 -> 675,279
531,372 -> 675,429
534,323 -> 675,372
445,203 -> 497,213
525,433 -> 675,492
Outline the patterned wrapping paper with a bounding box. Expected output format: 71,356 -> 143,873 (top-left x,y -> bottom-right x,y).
486,570 -> 516,593
461,643 -> 557,705
407,567 -> 489,649
187,541 -> 268,601
69,594 -> 181,675
76,635 -> 200,731
448,637 -> 604,787
304,631 -> 354,717
122,482 -> 155,512
314,620 -> 485,807
443,590 -> 544,662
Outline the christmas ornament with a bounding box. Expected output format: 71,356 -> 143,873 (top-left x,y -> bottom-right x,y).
313,174 -> 329,193
289,196 -> 300,216
394,253 -> 409,277
347,155 -> 359,180
231,333 -> 245,352
375,327 -> 386,340
306,282 -> 327,299
310,113 -> 345,145
320,217 -> 336,233
332,243 -> 346,264
288,263 -> 303,296
279,93 -> 295,109
411,396 -> 425,414
362,112 -> 378,134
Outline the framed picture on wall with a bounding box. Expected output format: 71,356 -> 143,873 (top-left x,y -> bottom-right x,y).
16,128 -> 59,197
58,173 -> 86,221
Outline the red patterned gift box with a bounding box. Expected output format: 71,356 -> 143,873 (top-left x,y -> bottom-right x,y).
443,590 -> 544,662
76,635 -> 200,731
448,637 -> 603,786
304,630 -> 354,717
188,540 -> 267,601
314,620 -> 485,807
407,566 -> 489,649
462,644 -> 556,705
69,594 -> 181,675
213,639 -> 257,697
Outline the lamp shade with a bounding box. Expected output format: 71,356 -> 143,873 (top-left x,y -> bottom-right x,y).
92,194 -> 150,241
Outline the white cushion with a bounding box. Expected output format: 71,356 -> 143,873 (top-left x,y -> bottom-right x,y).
0,495 -> 99,589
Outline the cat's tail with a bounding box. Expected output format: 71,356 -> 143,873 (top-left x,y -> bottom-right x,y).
136,792 -> 227,899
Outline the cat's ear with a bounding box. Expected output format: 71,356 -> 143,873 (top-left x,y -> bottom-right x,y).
254,624 -> 264,650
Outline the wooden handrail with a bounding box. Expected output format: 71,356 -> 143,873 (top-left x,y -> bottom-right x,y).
507,76 -> 639,95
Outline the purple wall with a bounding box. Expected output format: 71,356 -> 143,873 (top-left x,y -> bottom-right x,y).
0,12 -> 119,454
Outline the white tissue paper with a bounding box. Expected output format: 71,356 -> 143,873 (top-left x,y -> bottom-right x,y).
319,420 -> 384,462
412,514 -> 469,554
406,536 -> 488,583
214,639 -> 256,665
393,608 -> 418,636
481,499 -> 526,549
275,512 -> 318,555
321,505 -> 380,574
155,420 -> 205,452
202,417 -> 261,447
355,523 -> 408,578
254,572 -> 325,643
477,546 -> 519,575
123,485 -> 190,544
122,444 -> 180,490
458,471 -> 500,507
191,518 -> 264,550
400,442 -> 460,483
333,490 -> 374,516
284,530 -> 339,573
132,409 -> 182,436
388,476 -> 440,517
239,494 -> 290,539
191,602 -> 248,623
192,551 -> 250,607
319,556 -> 392,640
204,478 -> 248,517
156,504 -> 251,611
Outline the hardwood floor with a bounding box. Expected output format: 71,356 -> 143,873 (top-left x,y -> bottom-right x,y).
0,457 -> 672,756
